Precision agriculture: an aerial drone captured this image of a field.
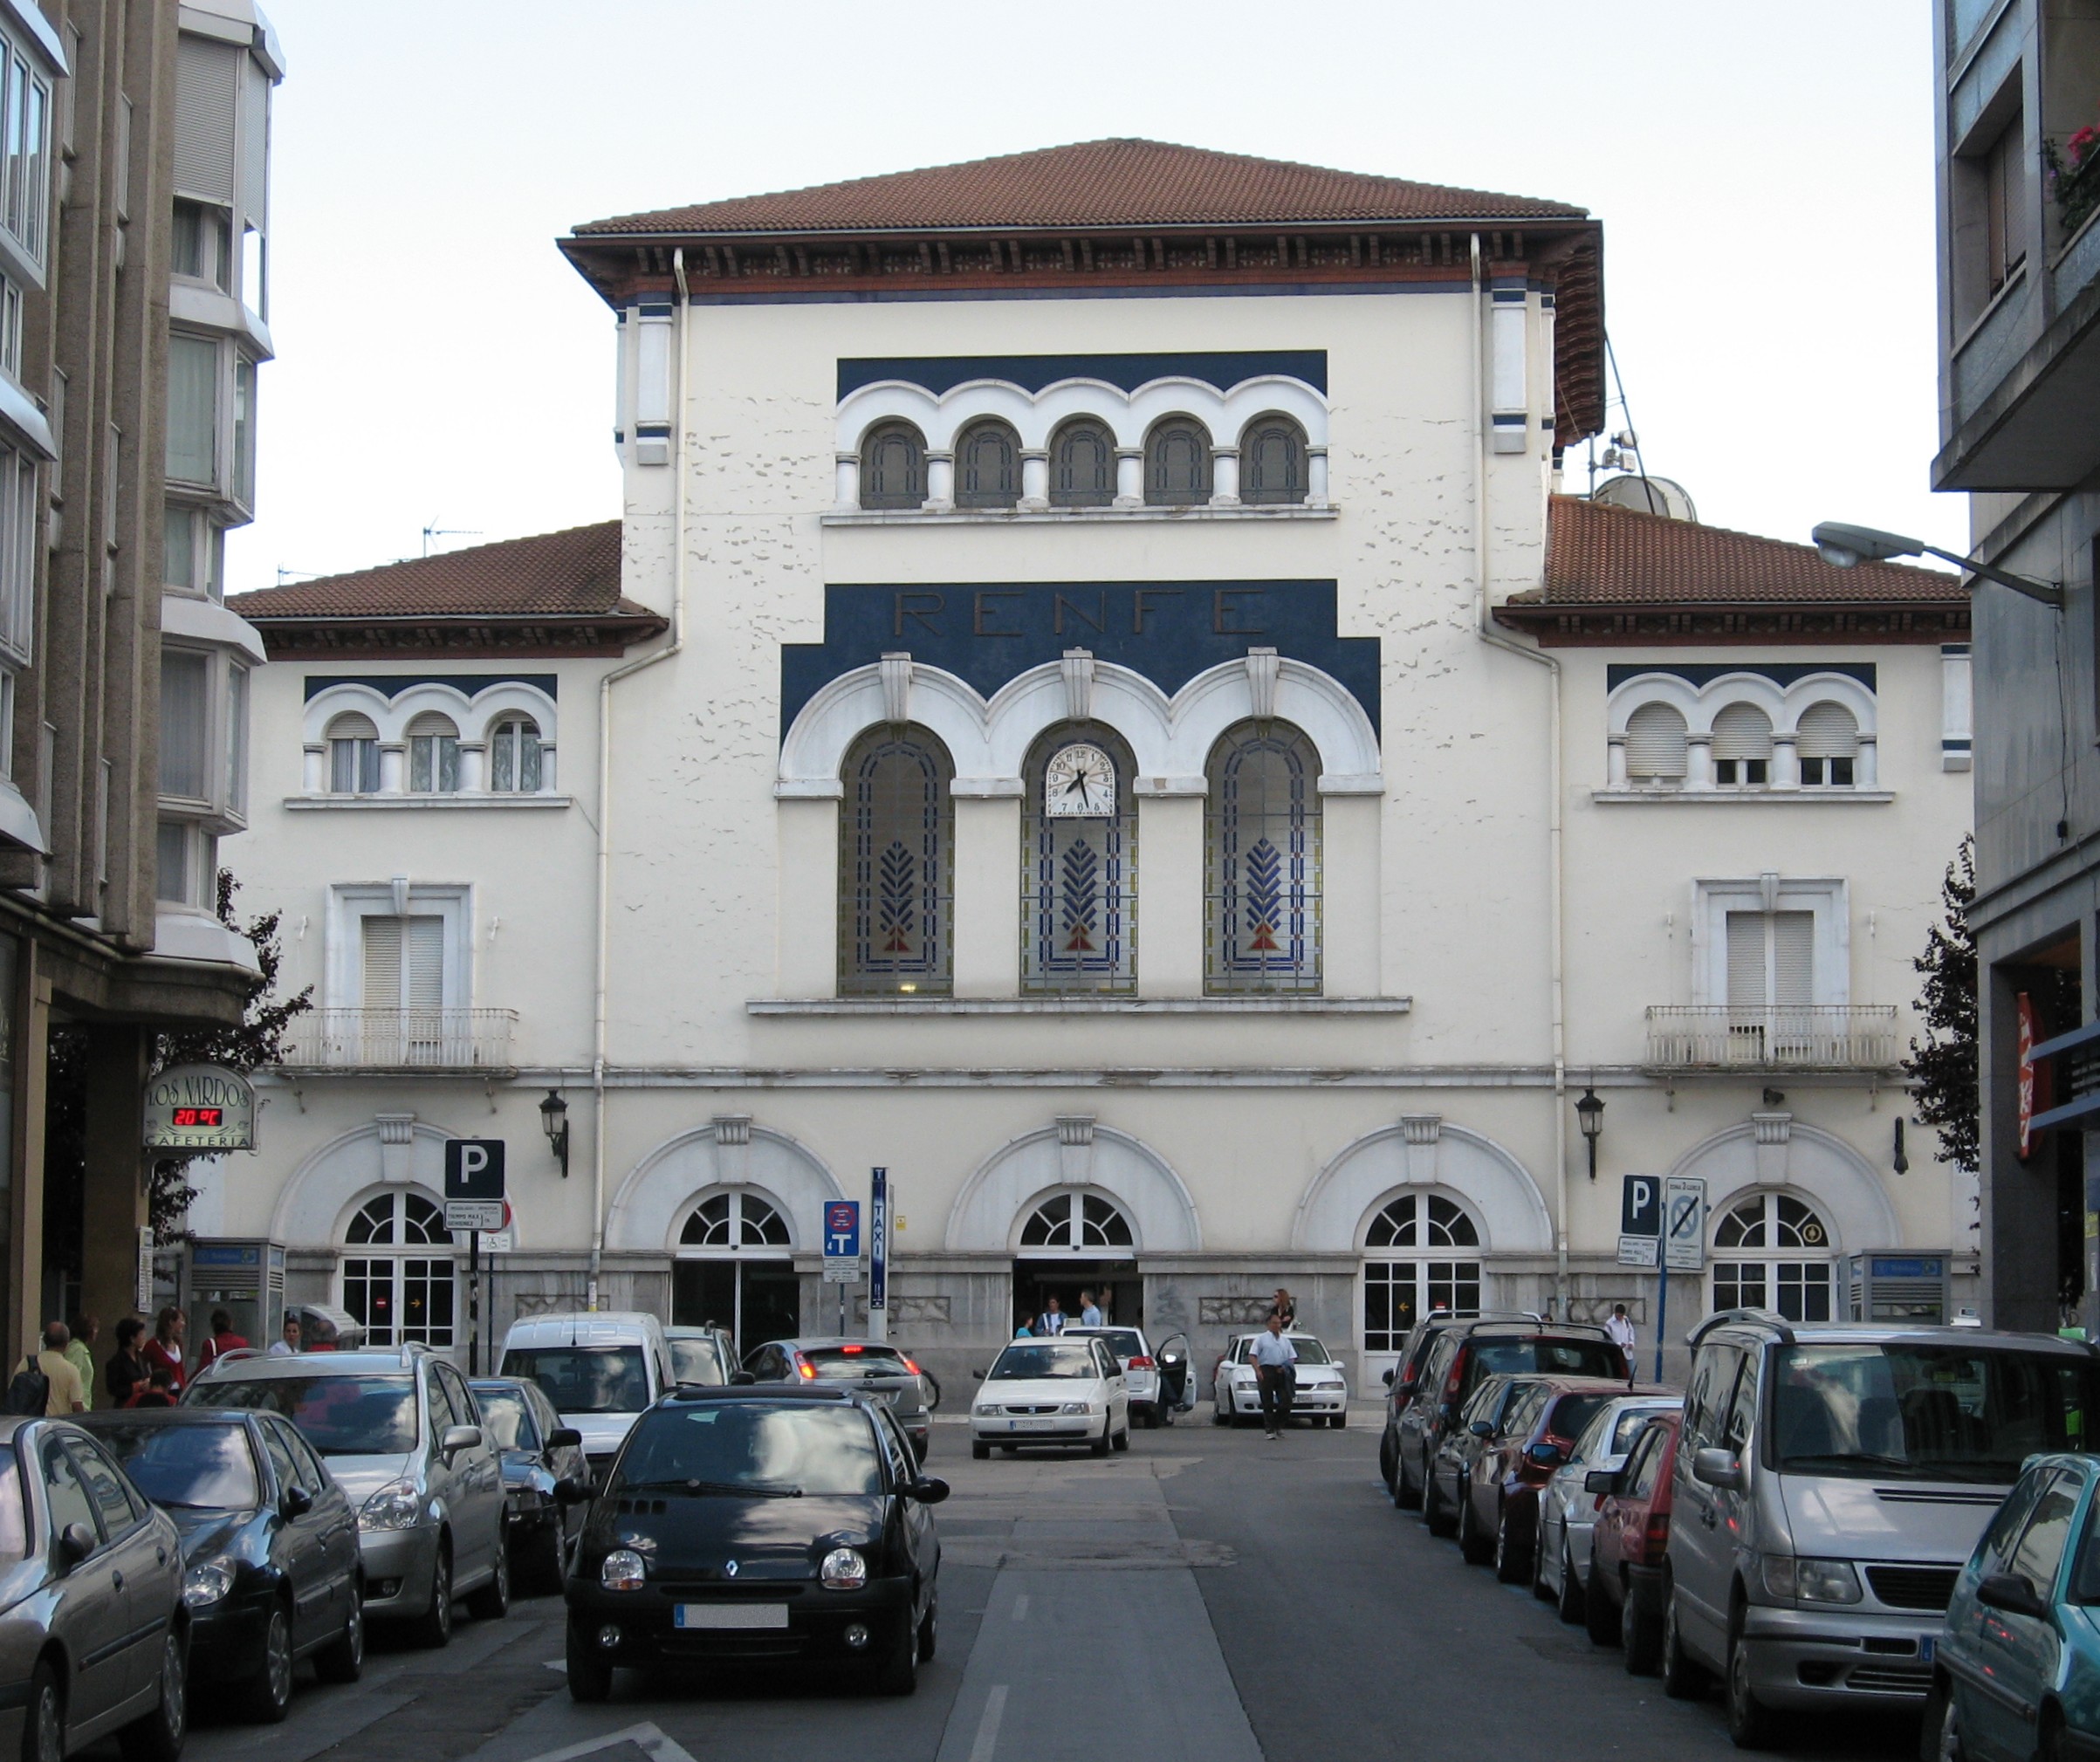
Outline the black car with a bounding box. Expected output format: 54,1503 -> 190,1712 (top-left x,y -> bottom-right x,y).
80,1406 -> 364,1722
561,1385 -> 946,1699
470,1376 -> 590,1593
1377,1310 -> 1537,1496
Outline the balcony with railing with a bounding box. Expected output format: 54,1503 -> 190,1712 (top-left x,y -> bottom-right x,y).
1644,1004 -> 1899,1073
278,1008 -> 518,1073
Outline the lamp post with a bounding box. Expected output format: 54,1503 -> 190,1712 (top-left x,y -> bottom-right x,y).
1575,1087 -> 1604,1183
1810,521 -> 2062,609
539,1089 -> 570,1178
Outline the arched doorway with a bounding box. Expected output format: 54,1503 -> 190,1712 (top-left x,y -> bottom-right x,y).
1012,1189 -> 1140,1333
670,1188 -> 800,1348
1711,1191 -> 1836,1321
1362,1192 -> 1483,1363
340,1190 -> 456,1348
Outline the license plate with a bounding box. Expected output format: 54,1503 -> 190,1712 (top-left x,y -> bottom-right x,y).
675,1604 -> 788,1630
1009,1418 -> 1054,1431
1919,1636 -> 1936,1663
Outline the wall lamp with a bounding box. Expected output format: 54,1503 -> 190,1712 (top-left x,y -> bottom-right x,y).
1811,521 -> 2062,610
1575,1087 -> 1605,1182
539,1088 -> 570,1178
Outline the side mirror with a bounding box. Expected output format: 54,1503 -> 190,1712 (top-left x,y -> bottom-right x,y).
1584,1470 -> 1617,1496
547,1428 -> 583,1450
281,1484 -> 313,1519
729,1370 -> 758,1387
1469,1419 -> 1494,1438
905,1477 -> 951,1506
1977,1573 -> 2050,1621
1692,1447 -> 1744,1491
55,1521 -> 94,1572
1527,1443 -> 1564,1468
440,1424 -> 483,1459
554,1476 -> 592,1506
971,1369 -> 985,1381
1382,1369 -> 1396,1388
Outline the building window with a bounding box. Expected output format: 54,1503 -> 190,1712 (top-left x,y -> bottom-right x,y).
0,276 -> 17,381
227,665 -> 247,817
1144,417 -> 1211,506
1240,415 -> 1308,504
161,505 -> 224,600
0,43 -> 50,269
1363,1194 -> 1481,1354
408,713 -> 460,793
1712,703 -> 1773,785
170,198 -> 230,291
489,716 -> 542,792
1050,419 -> 1115,508
165,334 -> 218,488
1018,1191 -> 1134,1251
231,355 -> 256,509
1983,108 -> 2025,300
839,723 -> 953,996
342,1191 -> 456,1348
1206,719 -> 1321,994
859,422 -> 925,510
359,911 -> 446,1062
326,713 -> 380,795
679,1191 -> 789,1249
1624,702 -> 1688,786
1021,723 -> 1136,994
671,1188 -> 800,1346
955,419 -> 1019,510
159,648 -> 210,801
1712,1193 -> 1832,1322
154,820 -> 215,907
1796,702 -> 1858,786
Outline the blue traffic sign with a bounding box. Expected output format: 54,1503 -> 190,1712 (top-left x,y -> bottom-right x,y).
824,1201 -> 861,1259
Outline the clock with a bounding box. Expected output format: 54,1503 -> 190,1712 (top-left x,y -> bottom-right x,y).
1044,743 -> 1115,817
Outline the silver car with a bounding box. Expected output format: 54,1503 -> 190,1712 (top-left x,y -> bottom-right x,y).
742,1339 -> 930,1460
1534,1392 -> 1681,1620
186,1346 -> 508,1648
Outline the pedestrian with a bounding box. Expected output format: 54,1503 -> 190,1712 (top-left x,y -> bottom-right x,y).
64,1316 -> 96,1412
141,1306 -> 187,1391
1268,1287 -> 1297,1330
1012,1314 -> 1033,1339
1080,1289 -> 1103,1327
1250,1312 -> 1298,1440
1604,1303 -> 1637,1363
106,1317 -> 148,1407
1036,1295 -> 1067,1336
18,1322 -> 84,1416
267,1313 -> 303,1357
196,1307 -> 249,1373
131,1365 -> 177,1409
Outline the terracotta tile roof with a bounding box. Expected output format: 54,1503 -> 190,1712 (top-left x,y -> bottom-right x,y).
574,139 -> 1586,237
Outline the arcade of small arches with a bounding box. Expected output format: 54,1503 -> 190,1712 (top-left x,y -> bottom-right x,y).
1607,670 -> 1879,794
299,679 -> 560,801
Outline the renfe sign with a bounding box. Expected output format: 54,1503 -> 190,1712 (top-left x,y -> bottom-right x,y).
142,1065 -> 256,1152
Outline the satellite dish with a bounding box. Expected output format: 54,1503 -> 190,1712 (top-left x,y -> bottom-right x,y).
1592,473 -> 1698,523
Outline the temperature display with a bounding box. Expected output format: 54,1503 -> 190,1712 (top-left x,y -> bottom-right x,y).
170,1107 -> 223,1128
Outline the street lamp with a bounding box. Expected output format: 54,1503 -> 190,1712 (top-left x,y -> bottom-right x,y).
1811,521 -> 2062,609
539,1089 -> 570,1178
1575,1087 -> 1605,1182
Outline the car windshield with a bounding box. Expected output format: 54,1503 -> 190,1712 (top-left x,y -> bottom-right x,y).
614,1402 -> 882,1496
1548,1394 -> 1612,1443
1282,1337 -> 1332,1365
1773,1344 -> 2100,1483
501,1347 -> 649,1415
1075,1330 -> 1144,1359
800,1346 -> 909,1380
1472,1338 -> 1621,1381
194,1375 -> 418,1457
93,1423 -> 260,1508
992,1343 -> 1099,1381
470,1388 -> 537,1452
669,1339 -> 727,1386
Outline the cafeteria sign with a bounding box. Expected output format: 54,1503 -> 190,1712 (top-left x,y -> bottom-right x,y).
142,1065 -> 256,1152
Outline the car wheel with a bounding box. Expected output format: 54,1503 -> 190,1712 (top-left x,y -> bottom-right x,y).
315,1581 -> 366,1684
1458,1488 -> 1493,1565
116,1627 -> 186,1762
1531,1521 -> 1556,1601
1623,1582 -> 1661,1675
1330,1412 -> 1347,1429
874,1612 -> 919,1696
566,1616 -> 613,1703
1090,1424 -> 1112,1457
1494,1501 -> 1530,1584
1556,1539 -> 1586,1625
1112,1425 -> 1130,1453
1423,1468 -> 1456,1537
1922,1679 -> 1965,1761
22,1659 -> 61,1762
1396,1449 -> 1424,1512
1211,1398 -> 1228,1426
408,1544 -> 454,1649
1660,1586 -> 1707,1700
1585,1556 -> 1619,1646
1726,1614 -> 1780,1750
971,1440 -> 991,1461
245,1601 -> 295,1722
535,1523 -> 568,1596
1378,1430 -> 1398,1491
468,1530 -> 511,1620
916,1590 -> 938,1663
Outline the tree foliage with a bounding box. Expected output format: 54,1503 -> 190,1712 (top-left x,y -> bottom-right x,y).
1905,836 -> 1979,1176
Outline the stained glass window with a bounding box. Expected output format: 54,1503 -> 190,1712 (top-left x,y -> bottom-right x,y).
1206,719 -> 1321,993
1022,724 -> 1136,993
840,723 -> 953,995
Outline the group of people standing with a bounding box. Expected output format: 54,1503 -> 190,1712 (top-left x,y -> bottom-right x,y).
1015,1288 -> 1112,1337
12,1304 -> 306,1417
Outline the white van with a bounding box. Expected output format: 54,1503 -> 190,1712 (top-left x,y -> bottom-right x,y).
498,1312 -> 673,1470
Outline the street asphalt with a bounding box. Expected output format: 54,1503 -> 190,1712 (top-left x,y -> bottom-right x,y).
133,1407 -> 1922,1762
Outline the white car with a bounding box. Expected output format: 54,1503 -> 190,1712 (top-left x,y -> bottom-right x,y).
1533,1392 -> 1681,1620
1211,1332 -> 1349,1428
1061,1325 -> 1194,1426
970,1335 -> 1130,1458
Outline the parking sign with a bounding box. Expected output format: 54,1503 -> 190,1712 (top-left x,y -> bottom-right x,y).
823,1201 -> 861,1283
1618,1175 -> 1660,1268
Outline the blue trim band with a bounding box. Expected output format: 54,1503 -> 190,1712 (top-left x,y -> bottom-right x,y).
838,351 -> 1327,399
1606,662 -> 1877,691
304,673 -> 560,703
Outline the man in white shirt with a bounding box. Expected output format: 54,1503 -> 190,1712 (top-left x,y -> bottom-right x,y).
1079,1291 -> 1103,1328
1249,1314 -> 1299,1439
1604,1303 -> 1637,1362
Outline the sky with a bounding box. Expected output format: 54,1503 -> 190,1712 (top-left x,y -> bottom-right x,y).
229,0 -> 1957,594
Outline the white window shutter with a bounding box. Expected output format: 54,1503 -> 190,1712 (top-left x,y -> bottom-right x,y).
1625,703 -> 1687,779
406,916 -> 444,1010
1726,912 -> 1767,1007
173,39 -> 239,202
1795,702 -> 1858,759
1712,703 -> 1774,762
361,915 -> 402,1011
1773,911 -> 1815,1006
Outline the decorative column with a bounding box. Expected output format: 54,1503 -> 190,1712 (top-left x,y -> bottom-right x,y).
539,744 -> 558,792
1606,734 -> 1628,788
1307,447 -> 1330,504
303,744 -> 325,792
834,454 -> 860,510
923,452 -> 954,512
1686,732 -> 1713,789
457,744 -> 487,792
1210,447 -> 1241,507
1114,448 -> 1143,508
1772,733 -> 1799,789
378,744 -> 406,793
1856,735 -> 1877,788
1019,451 -> 1049,511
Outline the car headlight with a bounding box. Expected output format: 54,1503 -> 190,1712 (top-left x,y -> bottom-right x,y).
1761,1554 -> 1862,1606
600,1547 -> 647,1592
359,1480 -> 423,1532
973,1403 -> 999,1418
820,1546 -> 867,1590
1060,1402 -> 1092,1416
182,1560 -> 235,1608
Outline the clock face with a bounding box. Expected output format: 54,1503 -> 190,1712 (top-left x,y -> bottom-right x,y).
1045,743 -> 1116,817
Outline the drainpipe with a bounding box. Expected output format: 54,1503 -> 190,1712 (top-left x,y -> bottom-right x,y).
588,248 -> 690,1309
1468,234 -> 1570,1313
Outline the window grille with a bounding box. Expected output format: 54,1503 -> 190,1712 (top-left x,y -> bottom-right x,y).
1021,723 -> 1136,994
860,422 -> 925,510
1796,702 -> 1858,787
1624,702 -> 1687,784
1206,720 -> 1321,993
1144,417 -> 1211,506
955,419 -> 1019,509
1050,419 -> 1115,507
1239,415 -> 1308,504
839,724 -> 953,995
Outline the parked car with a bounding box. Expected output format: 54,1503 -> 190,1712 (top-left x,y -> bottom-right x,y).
1661,1311 -> 2100,1748
1424,1374 -> 1536,1548
498,1312 -> 674,1474
742,1339 -> 930,1462
664,1325 -> 735,1388
1393,1318 -> 1627,1511
186,1345 -> 509,1649
970,1336 -> 1129,1458
80,1407 -> 363,1722
1925,1450 -> 2100,1762
1583,1409 -> 1685,1673
1535,1390 -> 1684,1622
467,1377 -> 589,1594
0,1416 -> 189,1762
561,1385 -> 946,1698
1062,1325 -> 1191,1427
1377,1310 -> 1540,1499
1211,1333 -> 1350,1428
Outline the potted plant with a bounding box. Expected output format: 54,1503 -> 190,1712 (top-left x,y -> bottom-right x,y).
2047,125 -> 2100,239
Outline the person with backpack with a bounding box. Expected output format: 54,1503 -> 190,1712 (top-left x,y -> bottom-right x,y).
10,1321 -> 84,1416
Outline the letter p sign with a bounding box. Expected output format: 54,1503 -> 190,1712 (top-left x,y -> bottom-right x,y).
1620,1175 -> 1660,1238
444,1138 -> 506,1202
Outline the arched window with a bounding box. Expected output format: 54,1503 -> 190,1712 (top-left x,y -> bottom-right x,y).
955,419 -> 1019,510
672,1189 -> 800,1348
1712,1193 -> 1832,1321
1712,703 -> 1774,786
1144,417 -> 1211,506
839,723 -> 953,995
860,422 -> 925,510
1363,1193 -> 1481,1354
1624,702 -> 1688,786
1050,419 -> 1115,508
326,712 -> 380,796
678,1190 -> 790,1249
1796,702 -> 1859,787
1017,1191 -> 1135,1251
1206,719 -> 1321,993
341,1191 -> 455,1347
489,716 -> 542,793
1022,723 -> 1136,993
407,713 -> 459,793
1240,415 -> 1308,505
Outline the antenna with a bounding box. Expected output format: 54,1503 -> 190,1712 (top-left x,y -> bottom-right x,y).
422,519 -> 483,559
275,566 -> 321,584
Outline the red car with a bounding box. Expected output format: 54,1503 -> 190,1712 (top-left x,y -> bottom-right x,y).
1582,1410 -> 1684,1672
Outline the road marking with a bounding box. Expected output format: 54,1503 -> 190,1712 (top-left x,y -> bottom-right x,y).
968,1684 -> 1008,1762
515,1722 -> 699,1762
1010,1593 -> 1029,1621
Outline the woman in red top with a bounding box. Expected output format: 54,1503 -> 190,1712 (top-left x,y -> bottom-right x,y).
140,1306 -> 187,1391
196,1308 -> 249,1374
